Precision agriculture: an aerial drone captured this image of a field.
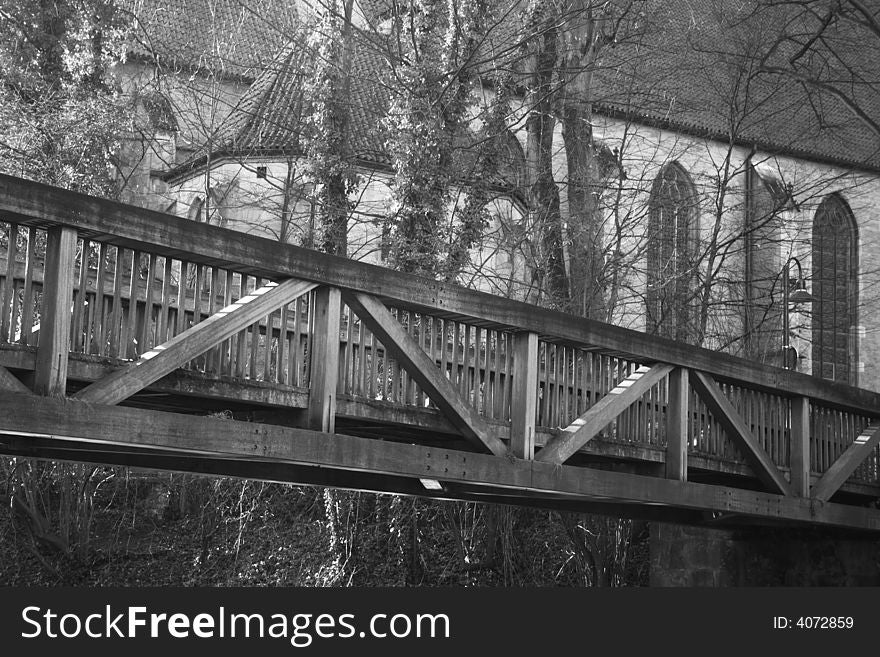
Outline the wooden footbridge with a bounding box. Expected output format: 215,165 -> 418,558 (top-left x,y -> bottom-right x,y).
1,174 -> 879,531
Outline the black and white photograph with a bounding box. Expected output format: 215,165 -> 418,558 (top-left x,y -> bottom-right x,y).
0,0 -> 878,651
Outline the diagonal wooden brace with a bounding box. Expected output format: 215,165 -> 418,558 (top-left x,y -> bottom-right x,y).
812,423 -> 880,502
74,278 -> 318,405
690,370 -> 792,496
0,364 -> 32,394
342,291 -> 507,457
535,363 -> 673,465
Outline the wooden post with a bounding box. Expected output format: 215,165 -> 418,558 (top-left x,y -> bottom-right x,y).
307,286 -> 341,433
665,367 -> 689,480
34,226 -> 77,397
510,331 -> 538,459
790,396 -> 811,497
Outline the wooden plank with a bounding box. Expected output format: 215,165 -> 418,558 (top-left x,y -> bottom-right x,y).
510,331 -> 538,460
73,278 -> 317,405
665,367 -> 689,481
343,291 -> 508,457
811,423 -> 880,502
33,227 -> 77,397
536,364 -> 673,465
790,396 -> 811,497
691,370 -> 792,496
1,391 -> 879,531
307,286 -> 341,433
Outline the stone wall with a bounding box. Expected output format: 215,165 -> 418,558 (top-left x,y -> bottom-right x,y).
650,522 -> 880,586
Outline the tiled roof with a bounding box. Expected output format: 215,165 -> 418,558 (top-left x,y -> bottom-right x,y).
122,0 -> 299,79
154,0 -> 880,176
593,0 -> 880,170
198,30 -> 390,165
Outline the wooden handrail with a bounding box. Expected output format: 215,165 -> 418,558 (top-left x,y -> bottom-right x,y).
2,172 -> 879,416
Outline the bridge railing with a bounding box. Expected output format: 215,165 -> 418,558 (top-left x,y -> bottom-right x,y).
0,220 -> 315,388
1,174 -> 878,494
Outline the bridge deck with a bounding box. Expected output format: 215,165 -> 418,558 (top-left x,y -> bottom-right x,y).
1,174 -> 879,531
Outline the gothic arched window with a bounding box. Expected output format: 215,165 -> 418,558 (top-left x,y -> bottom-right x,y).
646,162 -> 699,342
812,194 -> 858,384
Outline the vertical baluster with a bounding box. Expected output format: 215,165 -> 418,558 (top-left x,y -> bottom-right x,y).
472,326 -> 483,412
409,313 -> 420,404
93,243 -> 108,355
140,253 -> 157,356
288,293 -> 300,386
204,266 -> 219,372
1,222 -> 16,343
440,318 -> 449,384
551,345 -> 561,427
190,264 -> 203,369
621,360 -> 632,441
631,362 -> 641,443
579,352 -> 590,415
461,323 -> 472,400
397,311 -> 407,402
287,298 -> 303,386
108,247 -> 124,358
71,237 -> 90,352
222,270 -> 235,376
451,321 -> 461,390
236,275 -> 251,380
357,312 -> 367,397
278,299 -> 290,384
158,257 -> 173,346
123,250 -> 139,359
559,346 -> 569,427
263,306 -> 275,382
191,265 -> 204,371
368,325 -> 378,400
777,394 -> 784,466
22,228 -> 39,347
543,343 -> 553,426
483,327 -> 491,414
485,329 -> 495,418
390,310 -> 400,402
248,278 -> 262,379
344,307 -> 355,396
176,259 -> 188,342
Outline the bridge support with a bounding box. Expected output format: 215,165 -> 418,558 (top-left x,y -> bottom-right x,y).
649,522 -> 880,586
34,226 -> 77,397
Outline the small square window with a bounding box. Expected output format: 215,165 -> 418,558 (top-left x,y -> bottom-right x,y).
256,166 -> 267,179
